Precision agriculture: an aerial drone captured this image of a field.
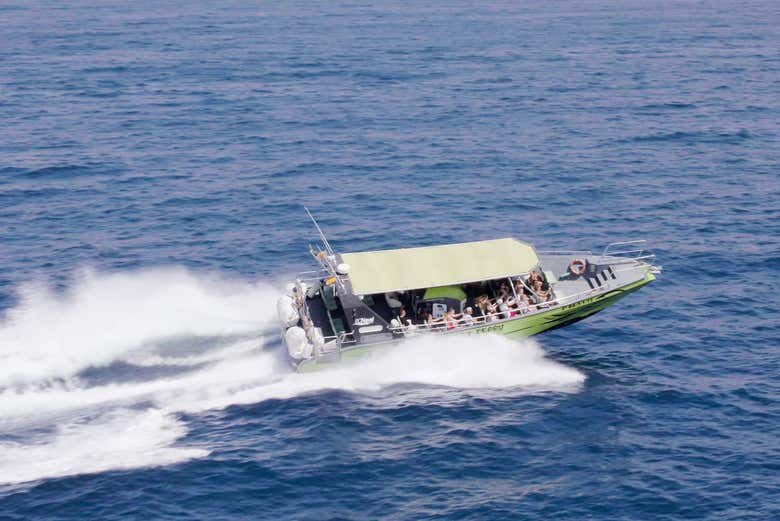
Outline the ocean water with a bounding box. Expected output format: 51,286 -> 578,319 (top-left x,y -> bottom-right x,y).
1,0 -> 778,519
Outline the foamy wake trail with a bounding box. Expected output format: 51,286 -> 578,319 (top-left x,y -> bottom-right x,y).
0,267 -> 585,486
0,409 -> 209,485
174,334 -> 586,414
0,267 -> 275,385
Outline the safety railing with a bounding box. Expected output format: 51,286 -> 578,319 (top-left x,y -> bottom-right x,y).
387,284 -> 606,337
601,240 -> 649,259
306,272 -> 641,356
537,249 -> 594,256
314,331 -> 356,357
296,269 -> 332,284
541,240 -> 656,264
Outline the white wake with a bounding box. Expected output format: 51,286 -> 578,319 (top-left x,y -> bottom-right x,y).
0,267 -> 585,486
0,409 -> 209,486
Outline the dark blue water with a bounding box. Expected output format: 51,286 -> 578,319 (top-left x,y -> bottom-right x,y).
1,1 -> 779,519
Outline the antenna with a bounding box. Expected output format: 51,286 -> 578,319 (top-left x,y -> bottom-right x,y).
304,206 -> 335,256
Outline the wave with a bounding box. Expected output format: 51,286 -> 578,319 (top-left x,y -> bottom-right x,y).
9,164 -> 119,181
618,129 -> 752,144
0,409 -> 208,486
0,268 -> 584,486
0,267 -> 277,386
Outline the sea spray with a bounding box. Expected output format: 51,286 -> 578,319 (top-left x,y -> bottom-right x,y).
0,267 -> 585,486
0,409 -> 208,485
0,267 -> 278,386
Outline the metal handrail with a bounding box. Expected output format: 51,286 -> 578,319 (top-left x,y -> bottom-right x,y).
309,268 -> 648,353
604,254 -> 656,264
386,252 -> 659,338
296,269 -> 332,284
602,240 -> 648,259
537,250 -> 593,255
386,284 -> 606,336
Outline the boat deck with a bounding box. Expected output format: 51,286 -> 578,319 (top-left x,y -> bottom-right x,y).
305,294 -> 334,338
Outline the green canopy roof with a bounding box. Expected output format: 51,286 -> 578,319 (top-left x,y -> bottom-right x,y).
340,238 -> 538,295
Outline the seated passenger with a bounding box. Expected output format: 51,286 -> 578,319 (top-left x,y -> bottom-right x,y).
445,308 -> 458,330
462,306 -> 475,325
517,291 -> 534,313
418,310 -> 431,327
515,280 -> 528,299
397,305 -> 412,326
533,279 -> 552,302
530,271 -> 542,283
426,310 -> 446,329
497,298 -> 511,319
475,295 -> 490,320
486,299 -> 499,321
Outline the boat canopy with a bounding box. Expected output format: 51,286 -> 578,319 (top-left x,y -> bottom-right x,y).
340,238 -> 539,295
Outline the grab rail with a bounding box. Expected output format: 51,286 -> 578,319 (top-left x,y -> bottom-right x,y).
537,250 -> 593,256
601,240 -> 647,259
386,284 -> 605,336
296,269 -> 331,284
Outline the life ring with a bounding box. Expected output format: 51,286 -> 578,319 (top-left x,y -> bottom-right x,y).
568,258 -> 587,276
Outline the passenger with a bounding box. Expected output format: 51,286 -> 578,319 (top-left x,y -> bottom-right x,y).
524,273 -> 537,289
517,291 -> 533,313
533,278 -> 552,302
486,299 -> 499,321
397,305 -> 412,326
498,298 -> 511,319
426,310 -> 445,329
417,310 -> 428,326
515,280 -> 527,300
476,295 -> 490,320
462,306 -> 475,326
445,308 -> 458,330
498,281 -> 512,301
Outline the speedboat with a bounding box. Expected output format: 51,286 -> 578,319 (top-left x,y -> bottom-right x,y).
277,210 -> 661,372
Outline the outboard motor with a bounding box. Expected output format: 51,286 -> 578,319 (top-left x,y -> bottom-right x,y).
276,294 -> 300,328
285,326 -> 313,359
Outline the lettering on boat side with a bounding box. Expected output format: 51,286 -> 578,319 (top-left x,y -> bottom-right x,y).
561,296 -> 597,311
354,317 -> 375,326
472,323 -> 505,334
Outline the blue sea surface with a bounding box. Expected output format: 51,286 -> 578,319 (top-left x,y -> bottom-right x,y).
1,1 -> 779,519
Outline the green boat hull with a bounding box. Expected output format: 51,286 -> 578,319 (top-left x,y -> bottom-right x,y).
296,271 -> 655,372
